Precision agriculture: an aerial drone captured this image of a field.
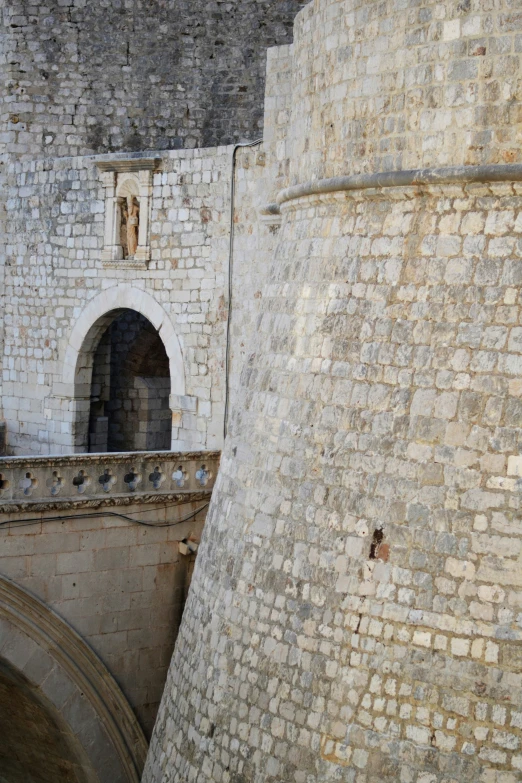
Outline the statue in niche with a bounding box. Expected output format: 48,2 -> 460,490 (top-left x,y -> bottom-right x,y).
120,196 -> 140,258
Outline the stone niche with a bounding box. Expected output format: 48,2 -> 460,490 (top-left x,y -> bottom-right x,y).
96,157 -> 159,268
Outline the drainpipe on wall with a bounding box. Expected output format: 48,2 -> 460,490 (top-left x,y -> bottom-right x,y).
223,139 -> 263,440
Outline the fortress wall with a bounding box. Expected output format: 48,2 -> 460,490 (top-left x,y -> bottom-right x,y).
227,45 -> 295,414
288,0 -> 522,182
145,179 -> 522,783
145,2 -> 522,782
2,135 -> 296,456
0,499 -> 207,737
1,0 -> 303,160
263,44 -> 294,196
0,0 -> 304,452
3,147 -> 232,455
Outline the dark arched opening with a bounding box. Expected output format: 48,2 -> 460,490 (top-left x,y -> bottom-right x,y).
0,659 -> 89,783
88,310 -> 171,452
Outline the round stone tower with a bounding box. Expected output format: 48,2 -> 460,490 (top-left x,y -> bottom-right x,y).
145,1 -> 522,781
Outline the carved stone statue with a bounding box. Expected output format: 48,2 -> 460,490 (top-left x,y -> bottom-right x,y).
121,196 -> 140,257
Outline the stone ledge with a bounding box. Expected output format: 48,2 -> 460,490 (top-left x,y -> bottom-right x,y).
0,449 -> 219,467
276,162 -> 522,207
170,394 -> 198,412
0,490 -> 212,514
95,156 -> 162,172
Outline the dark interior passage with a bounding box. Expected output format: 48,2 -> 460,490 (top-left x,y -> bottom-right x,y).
88,310 -> 171,453
0,660 -> 88,783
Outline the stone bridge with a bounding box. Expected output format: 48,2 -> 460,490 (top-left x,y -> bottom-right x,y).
0,449 -> 219,783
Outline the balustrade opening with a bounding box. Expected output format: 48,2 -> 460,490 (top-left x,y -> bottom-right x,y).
88,309 -> 171,453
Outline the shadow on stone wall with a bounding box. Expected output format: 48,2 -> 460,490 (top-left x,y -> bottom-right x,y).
89,310 -> 171,453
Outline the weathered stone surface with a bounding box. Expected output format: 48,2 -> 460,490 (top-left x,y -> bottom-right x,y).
0,659 -> 89,783
1,148 -> 234,455
0,0 -> 304,158
287,0 -> 522,182
144,1 -> 522,781
4,0 -> 522,779
0,479 -> 209,737
147,183 -> 522,782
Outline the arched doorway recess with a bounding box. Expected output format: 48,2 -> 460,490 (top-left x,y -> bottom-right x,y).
88,310 -> 171,452
58,285 -> 186,453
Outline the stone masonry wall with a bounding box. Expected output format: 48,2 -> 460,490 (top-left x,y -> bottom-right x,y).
0,659 -> 91,783
2,138 -> 283,456
0,0 -> 306,455
288,0 -> 522,183
0,0 -> 304,160
144,1 -> 522,782
0,498 -> 207,737
145,178 -> 522,783
227,44 -> 295,415
2,147 -> 233,455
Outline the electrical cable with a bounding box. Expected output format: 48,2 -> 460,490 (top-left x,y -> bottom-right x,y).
223,138 -> 263,440
0,501 -> 210,531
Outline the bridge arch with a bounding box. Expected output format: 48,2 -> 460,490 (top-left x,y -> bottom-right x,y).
0,574 -> 147,783
57,285 -> 185,452
0,657 -> 94,783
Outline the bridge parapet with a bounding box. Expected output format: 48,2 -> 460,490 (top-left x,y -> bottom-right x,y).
0,450 -> 220,512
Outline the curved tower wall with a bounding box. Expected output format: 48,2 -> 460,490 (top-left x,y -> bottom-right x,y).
288,0 -> 522,182
145,1 -> 522,781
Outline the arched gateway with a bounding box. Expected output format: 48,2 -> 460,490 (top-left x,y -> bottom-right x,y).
56,285 -> 185,453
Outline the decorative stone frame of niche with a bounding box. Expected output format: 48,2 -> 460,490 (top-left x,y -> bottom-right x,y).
96,157 -> 160,269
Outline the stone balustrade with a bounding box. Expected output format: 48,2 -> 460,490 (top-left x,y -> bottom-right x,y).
0,450 -> 220,512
